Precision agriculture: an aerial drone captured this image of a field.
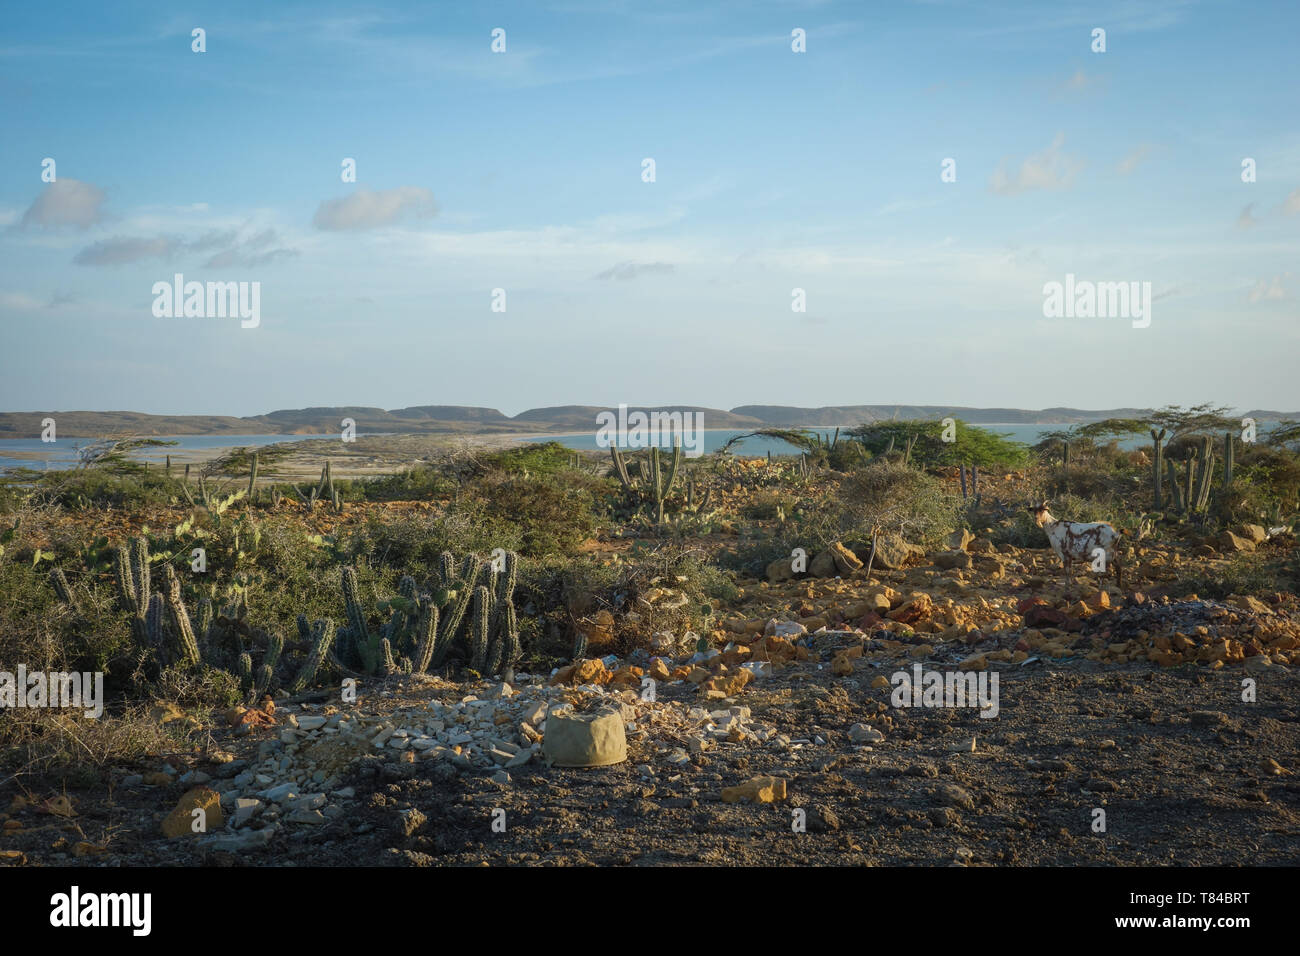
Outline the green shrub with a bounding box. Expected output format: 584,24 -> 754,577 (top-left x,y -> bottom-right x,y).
849,419 -> 1028,468
839,463 -> 963,546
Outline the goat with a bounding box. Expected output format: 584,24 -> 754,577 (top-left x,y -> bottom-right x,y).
1028,501 -> 1125,591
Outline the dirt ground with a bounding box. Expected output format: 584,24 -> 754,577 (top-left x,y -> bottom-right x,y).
2,656 -> 1295,868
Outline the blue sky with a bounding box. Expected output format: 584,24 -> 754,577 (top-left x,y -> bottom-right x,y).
2,0 -> 1298,417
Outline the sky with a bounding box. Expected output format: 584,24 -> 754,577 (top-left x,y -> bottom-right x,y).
1,0 -> 1298,417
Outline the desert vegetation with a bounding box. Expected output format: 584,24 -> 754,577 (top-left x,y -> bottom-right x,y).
1,406 -> 1297,865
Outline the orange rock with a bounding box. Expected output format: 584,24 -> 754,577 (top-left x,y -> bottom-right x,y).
161,787 -> 224,839
649,658 -> 672,681
608,666 -> 643,687
721,775 -> 788,804
702,669 -> 753,696
831,653 -> 855,676
574,658 -> 612,684
888,593 -> 933,624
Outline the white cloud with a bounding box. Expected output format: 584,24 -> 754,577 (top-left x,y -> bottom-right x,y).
19,179 -> 106,229
1283,188 -> 1300,216
989,133 -> 1083,195
312,187 -> 438,231
1238,203 -> 1258,229
73,235 -> 182,266
1248,275 -> 1287,303
593,261 -> 675,280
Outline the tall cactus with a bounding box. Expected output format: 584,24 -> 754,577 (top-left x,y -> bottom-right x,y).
1151,427 -> 1167,509
288,618 -> 336,693
499,598 -> 521,671
469,585 -> 492,672
1192,436 -> 1216,513
161,564 -> 200,668
1165,458 -> 1186,512
412,600 -> 439,675
115,538 -> 151,644
1222,430 -> 1235,491
247,451 -> 259,505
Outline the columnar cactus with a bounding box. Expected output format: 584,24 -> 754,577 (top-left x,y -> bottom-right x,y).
1192,436 -> 1216,513
145,593 -> 167,653
247,451 -> 259,504
162,564 -> 200,668
288,618 -> 336,694
500,598 -> 521,671
1150,428 -> 1167,509
412,601 -> 439,675
1222,431 -> 1235,490
469,585 -> 492,672
115,538 -> 150,643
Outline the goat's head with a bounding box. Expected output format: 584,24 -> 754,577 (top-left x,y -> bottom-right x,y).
1027,501 -> 1052,527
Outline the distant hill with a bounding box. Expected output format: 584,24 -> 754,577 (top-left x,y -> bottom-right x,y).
1,404 -> 1295,439
731,405 -> 1159,426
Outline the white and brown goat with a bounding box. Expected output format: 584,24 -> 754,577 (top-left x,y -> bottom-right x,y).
1028,501 -> 1125,590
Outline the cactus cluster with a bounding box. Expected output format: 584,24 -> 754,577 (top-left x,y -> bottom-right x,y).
291,461 -> 342,511
66,534 -> 333,700
611,441 -> 684,523
336,549 -> 521,677
1160,434 -> 1232,516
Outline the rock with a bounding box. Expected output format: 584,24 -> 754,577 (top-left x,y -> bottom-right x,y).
807,805 -> 841,832
296,715 -> 327,731
764,619 -> 807,639
864,534 -> 923,570
161,787 -> 224,839
932,550 -> 972,571
766,557 -> 795,583
264,783 -> 296,803
1235,524 -> 1268,544
1229,594 -> 1271,615
848,723 -> 885,744
810,541 -> 863,577
929,807 -> 960,828
286,793 -> 326,812
142,771 -> 171,786
1217,531 -> 1255,553
542,708 -> 628,767
396,808 -> 427,837
808,549 -> 839,578
830,541 -> 864,575
199,825 -> 276,852
945,529 -> 974,552
888,593 -> 932,624
932,783 -> 974,811
721,775 -> 788,804
232,798 -> 262,828
286,809 -> 327,825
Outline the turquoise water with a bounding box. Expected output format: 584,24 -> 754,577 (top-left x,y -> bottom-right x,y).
0,434 -> 300,473
522,424 -> 1152,457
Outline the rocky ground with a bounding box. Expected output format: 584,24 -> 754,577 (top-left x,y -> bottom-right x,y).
3,486 -> 1298,867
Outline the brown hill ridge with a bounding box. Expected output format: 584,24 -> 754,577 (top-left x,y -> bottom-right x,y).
0,405 -> 1294,439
